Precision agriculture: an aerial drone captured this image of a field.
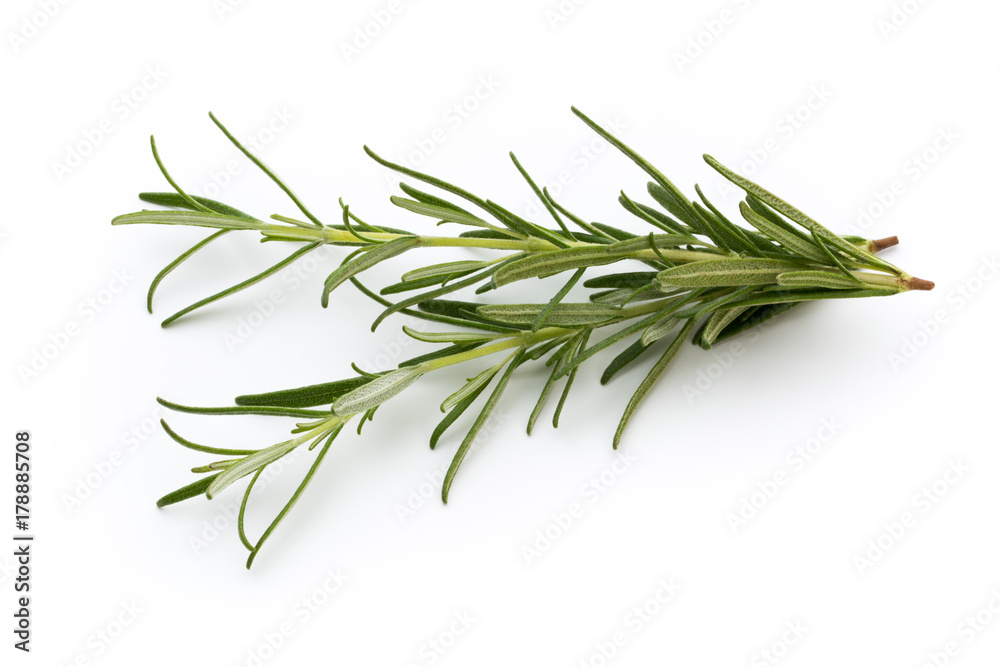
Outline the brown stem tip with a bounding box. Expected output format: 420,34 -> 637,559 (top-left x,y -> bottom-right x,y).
871,236 -> 899,252
906,277 -> 935,291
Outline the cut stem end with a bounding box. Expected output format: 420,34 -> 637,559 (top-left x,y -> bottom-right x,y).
906,277 -> 935,291
871,236 -> 899,252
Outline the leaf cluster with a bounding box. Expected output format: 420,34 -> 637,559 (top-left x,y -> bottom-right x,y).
115,107 -> 931,567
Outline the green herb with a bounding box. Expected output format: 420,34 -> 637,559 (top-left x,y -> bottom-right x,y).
115,107 -> 933,567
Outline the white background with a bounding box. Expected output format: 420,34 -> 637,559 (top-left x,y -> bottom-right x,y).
2,0 -> 999,665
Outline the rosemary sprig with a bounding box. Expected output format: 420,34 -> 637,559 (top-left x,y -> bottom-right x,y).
115,108 -> 932,567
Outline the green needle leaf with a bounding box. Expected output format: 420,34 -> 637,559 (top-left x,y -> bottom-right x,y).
613,320 -> 695,449
160,420 -> 257,456
235,377 -> 372,408
430,379 -> 492,450
370,260 -> 518,332
713,303 -> 800,343
157,397 -> 329,419
147,230 -> 230,313
321,236 -> 421,306
484,199 -> 571,249
509,151 -> 574,238
744,194 -> 810,240
810,230 -> 865,283
776,270 -> 865,290
607,234 -> 701,254
398,182 -> 473,214
401,260 -> 492,283
207,440 -> 302,500
148,135 -> 216,215
440,355 -> 510,413
390,196 -> 491,229
584,272 -> 660,290
352,277 -> 516,334
738,201 -> 826,262
492,247 -> 625,286
527,337 -> 576,434
415,298 -> 523,333
703,155 -> 900,275
399,342 -> 483,369
477,302 -> 619,327
339,203 -> 385,244
161,242 -> 322,327
700,306 -> 753,348
545,188 -> 614,240
364,145 -> 496,219
209,111 -> 324,227
571,107 -> 703,233
112,209 -> 262,230
246,425 -> 340,569
640,315 -> 681,346
555,291 -> 697,379
618,190 -> 690,236
601,338 -> 653,385
592,222 -> 637,241
156,474 -> 222,508
590,286 -> 669,306
381,272 -> 479,297
674,285 -> 756,321
723,287 -> 898,310
442,350 -> 527,503
695,185 -> 770,255
552,329 -> 590,428
656,258 -> 801,288
531,268 -> 585,332
402,327 -> 499,344
238,469 -> 265,550
647,182 -> 706,236
332,367 -> 424,416
526,337 -> 567,360
138,192 -> 260,221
